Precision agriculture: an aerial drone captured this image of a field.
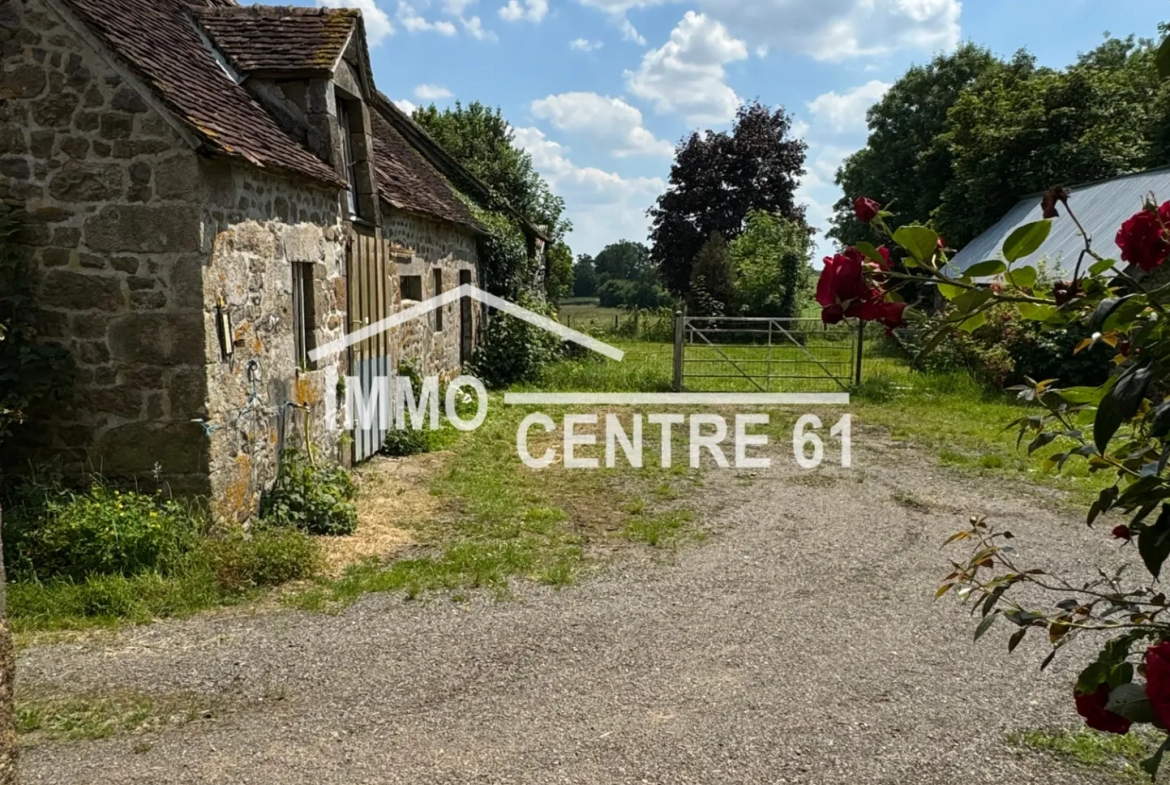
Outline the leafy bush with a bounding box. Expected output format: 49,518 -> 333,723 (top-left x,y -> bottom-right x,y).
467,294 -> 563,387
380,361 -> 431,456
259,449 -> 358,536
901,302 -> 1112,389
597,278 -> 671,309
201,526 -> 319,591
4,483 -> 200,581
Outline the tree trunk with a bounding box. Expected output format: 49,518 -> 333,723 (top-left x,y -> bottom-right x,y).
0,503 -> 17,784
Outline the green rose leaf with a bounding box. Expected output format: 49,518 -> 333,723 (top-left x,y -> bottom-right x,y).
1139,506 -> 1170,580
1005,266 -> 1037,290
958,311 -> 987,333
1003,220 -> 1051,262
1151,401 -> 1170,440
1141,738 -> 1169,780
893,225 -> 940,264
1089,257 -> 1117,276
1094,362 -> 1152,452
855,241 -> 885,265
1105,683 -> 1159,723
937,282 -> 965,301
964,260 -> 1008,278
1018,303 -> 1058,322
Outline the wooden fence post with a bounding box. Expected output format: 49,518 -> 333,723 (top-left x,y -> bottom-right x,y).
672,310 -> 685,392
0,502 -> 17,785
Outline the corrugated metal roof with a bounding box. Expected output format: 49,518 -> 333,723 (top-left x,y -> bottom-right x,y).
950,167 -> 1170,279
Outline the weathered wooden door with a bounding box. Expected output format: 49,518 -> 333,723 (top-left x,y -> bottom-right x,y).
346,227 -> 393,462
459,269 -> 473,364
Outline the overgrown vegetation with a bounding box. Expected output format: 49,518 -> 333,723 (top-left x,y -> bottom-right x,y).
1,452 -> 364,631
259,448 -> 358,536
467,293 -> 563,388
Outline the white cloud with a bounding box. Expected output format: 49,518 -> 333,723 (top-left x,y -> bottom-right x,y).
317,0 -> 394,45
498,0 -> 547,22
531,92 -> 673,157
441,0 -> 477,12
398,1 -> 459,34
806,80 -> 891,133
460,14 -> 496,39
699,0 -> 960,62
617,16 -> 645,45
394,98 -> 418,113
574,0 -> 961,61
624,11 -> 747,125
513,127 -> 666,254
570,38 -> 603,51
414,83 -> 454,100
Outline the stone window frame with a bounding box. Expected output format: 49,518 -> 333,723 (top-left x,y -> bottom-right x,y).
333,87 -> 378,223
400,274 -> 423,303
432,268 -> 444,333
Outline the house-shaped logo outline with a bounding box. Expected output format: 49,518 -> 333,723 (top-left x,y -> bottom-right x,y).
308,284 -> 626,364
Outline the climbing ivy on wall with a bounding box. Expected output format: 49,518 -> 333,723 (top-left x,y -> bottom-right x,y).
466,204 -> 536,299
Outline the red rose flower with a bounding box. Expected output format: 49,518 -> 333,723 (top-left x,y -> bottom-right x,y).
821,303 -> 845,325
1112,525 -> 1132,541
1074,684 -> 1133,735
877,246 -> 892,269
817,251 -> 867,308
1116,204 -> 1170,271
1146,642 -> 1170,727
853,197 -> 881,224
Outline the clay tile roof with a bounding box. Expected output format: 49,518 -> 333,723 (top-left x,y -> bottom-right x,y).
369,110 -> 481,231
57,0 -> 343,187
192,6 -> 356,76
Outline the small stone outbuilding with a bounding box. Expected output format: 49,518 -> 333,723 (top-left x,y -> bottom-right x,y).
1,0 -> 546,519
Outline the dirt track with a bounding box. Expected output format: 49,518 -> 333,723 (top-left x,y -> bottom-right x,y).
17,434 -> 1132,783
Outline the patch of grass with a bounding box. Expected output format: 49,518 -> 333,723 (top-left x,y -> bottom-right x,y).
851,365 -> 1116,508
891,491 -> 932,512
9,527 -> 320,633
16,687 -> 221,746
1008,727 -> 1161,782
625,510 -> 697,548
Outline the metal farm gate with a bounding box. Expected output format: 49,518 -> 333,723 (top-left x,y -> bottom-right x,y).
672,314 -> 863,393
347,226 -> 394,462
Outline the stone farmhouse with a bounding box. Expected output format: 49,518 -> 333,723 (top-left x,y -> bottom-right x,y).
1,0 -> 548,519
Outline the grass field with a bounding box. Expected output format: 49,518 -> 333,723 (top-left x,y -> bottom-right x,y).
528,336 -> 1115,509
557,300 -> 626,333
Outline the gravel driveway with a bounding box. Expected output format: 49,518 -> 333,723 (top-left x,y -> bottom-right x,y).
17,434 -> 1132,784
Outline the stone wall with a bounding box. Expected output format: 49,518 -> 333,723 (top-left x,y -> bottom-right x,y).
196,161 -> 347,522
0,0 -> 348,516
382,208 -> 479,379
1,0 -> 212,493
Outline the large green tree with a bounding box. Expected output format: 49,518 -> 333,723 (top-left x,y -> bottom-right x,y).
729,210 -> 812,318
594,240 -> 651,283
572,254 -> 598,298
649,101 -> 807,296
935,35 -> 1163,248
412,101 -> 570,241
831,33 -> 1170,253
829,43 -> 1001,247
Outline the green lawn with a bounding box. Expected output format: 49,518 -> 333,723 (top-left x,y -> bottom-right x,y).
531,337 -> 1114,509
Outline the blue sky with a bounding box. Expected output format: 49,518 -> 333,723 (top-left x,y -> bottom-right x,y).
301,0 -> 1167,257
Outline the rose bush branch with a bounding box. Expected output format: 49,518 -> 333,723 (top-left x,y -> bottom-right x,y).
823,168 -> 1170,776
